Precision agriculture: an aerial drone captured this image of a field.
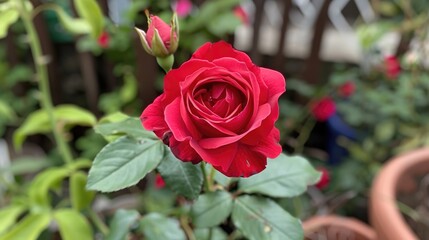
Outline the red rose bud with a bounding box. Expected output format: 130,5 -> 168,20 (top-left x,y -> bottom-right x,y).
97,31 -> 109,48
135,11 -> 179,58
155,174 -> 165,189
315,168 -> 330,189
384,55 -> 401,79
338,81 -> 355,97
141,41 -> 285,177
310,97 -> 336,121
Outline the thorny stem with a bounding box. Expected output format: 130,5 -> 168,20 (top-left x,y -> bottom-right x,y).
18,0 -> 73,164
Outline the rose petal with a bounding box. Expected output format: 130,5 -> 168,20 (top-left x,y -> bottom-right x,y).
141,94 -> 169,138
165,98 -> 200,141
220,146 -> 267,177
192,41 -> 254,68
146,16 -> 172,47
198,103 -> 271,148
169,136 -> 202,163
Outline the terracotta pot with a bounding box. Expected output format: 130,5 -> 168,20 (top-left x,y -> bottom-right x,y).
370,148 -> 429,240
303,215 -> 376,240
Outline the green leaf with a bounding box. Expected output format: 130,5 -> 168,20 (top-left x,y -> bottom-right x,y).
194,228 -> 228,240
157,150 -> 203,199
0,99 -> 16,121
7,157 -> 51,175
94,117 -> 156,140
238,154 -> 320,198
286,79 -> 315,97
0,7 -> 19,39
74,0 -> 104,38
13,105 -> 97,150
0,213 -> 51,240
70,171 -> 95,211
357,21 -> 394,49
139,213 -> 186,240
119,73 -> 138,104
232,195 -> 303,240
106,209 -> 140,240
47,5 -> 92,35
28,167 -> 70,207
98,112 -> 129,123
54,104 -> 97,126
185,0 -> 241,32
53,209 -> 93,240
191,191 -> 233,228
375,121 -> 395,142
207,12 -> 241,37
0,205 -> 25,235
86,136 -> 164,192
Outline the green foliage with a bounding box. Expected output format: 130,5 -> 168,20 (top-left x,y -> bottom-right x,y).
94,117 -> 156,141
106,209 -> 140,240
232,195 -> 303,240
86,136 -> 164,192
139,213 -> 186,240
28,167 -> 70,207
44,4 -> 91,36
238,154 -> 321,198
13,105 -> 97,150
98,71 -> 139,114
191,191 -> 233,228
0,2 -> 19,39
73,0 -> 104,38
70,171 -> 95,211
194,228 -> 228,240
157,151 -> 203,200
53,209 -> 93,240
0,213 -> 51,240
0,205 -> 25,235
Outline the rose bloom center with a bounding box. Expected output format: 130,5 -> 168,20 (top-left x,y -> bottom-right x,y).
192,81 -> 246,119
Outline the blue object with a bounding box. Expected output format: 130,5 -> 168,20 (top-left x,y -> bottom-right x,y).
326,113 -> 357,165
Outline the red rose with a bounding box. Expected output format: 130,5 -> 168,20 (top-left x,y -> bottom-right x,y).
141,41 -> 285,177
384,55 -> 401,79
97,31 -> 109,48
310,97 -> 336,121
315,168 -> 330,189
338,81 -> 355,97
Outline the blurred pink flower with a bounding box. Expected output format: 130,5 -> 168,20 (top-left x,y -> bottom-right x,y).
385,55 -> 401,79
338,81 -> 355,97
173,0 -> 192,18
310,97 -> 336,121
234,6 -> 249,25
315,168 -> 330,189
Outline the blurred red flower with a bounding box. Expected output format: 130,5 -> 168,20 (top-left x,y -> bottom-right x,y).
234,6 -> 249,25
315,168 -> 330,189
338,81 -> 355,97
97,31 -> 109,48
310,97 -> 336,121
155,174 -> 165,189
385,55 -> 401,79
